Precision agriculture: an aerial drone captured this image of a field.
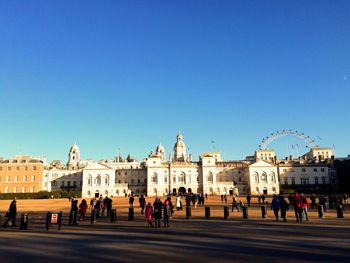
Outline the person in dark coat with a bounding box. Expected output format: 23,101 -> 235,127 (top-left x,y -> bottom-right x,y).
70,198 -> 79,225
246,194 -> 251,206
153,197 -> 163,228
129,194 -> 135,208
278,195 -> 289,222
3,198 -> 17,227
104,196 -> 113,217
139,194 -> 146,214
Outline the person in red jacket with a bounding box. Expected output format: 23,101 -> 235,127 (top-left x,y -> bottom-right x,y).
78,199 -> 88,221
145,202 -> 153,227
293,192 -> 303,222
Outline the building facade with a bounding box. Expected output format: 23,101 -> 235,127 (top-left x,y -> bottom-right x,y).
0,134 -> 338,197
0,156 -> 45,194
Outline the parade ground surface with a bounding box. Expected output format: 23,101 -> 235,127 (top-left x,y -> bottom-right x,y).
1,196 -> 350,263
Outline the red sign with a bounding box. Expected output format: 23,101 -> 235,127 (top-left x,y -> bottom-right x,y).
51,213 -> 58,224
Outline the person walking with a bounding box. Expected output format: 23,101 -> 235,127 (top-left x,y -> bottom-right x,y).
293,192 -> 303,222
176,195 -> 181,211
271,195 -> 280,221
139,194 -> 146,214
78,199 -> 88,221
3,198 -> 17,227
145,202 -> 154,227
231,195 -> 240,212
224,194 -> 227,203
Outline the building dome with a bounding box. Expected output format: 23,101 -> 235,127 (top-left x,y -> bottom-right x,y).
156,143 -> 165,153
70,144 -> 80,152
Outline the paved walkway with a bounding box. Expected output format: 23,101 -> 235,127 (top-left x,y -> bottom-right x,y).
1,216 -> 350,263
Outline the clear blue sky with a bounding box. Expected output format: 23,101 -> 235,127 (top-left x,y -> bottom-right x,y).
1,0 -> 349,163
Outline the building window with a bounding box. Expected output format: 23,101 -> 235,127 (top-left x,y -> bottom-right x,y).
261,173 -> 267,183
302,168 -> 306,172
282,169 -> 287,172
14,176 -> 18,182
88,176 -> 92,186
30,187 -> 34,193
152,173 -> 158,183
313,168 -> 317,172
61,181 -> 65,186
16,166 -> 19,171
284,178 -> 288,185
321,168 -> 325,172
138,179 -> 140,183
6,176 -> 9,182
207,172 -> 213,183
131,179 -> 134,183
5,187 -> 8,193
178,173 -> 185,183
32,175 -> 35,181
23,175 -> 27,182
22,186 -> 26,193
67,181 -> 71,187
33,166 -> 36,171
25,166 -> 28,171
105,175 -> 109,186
96,175 -> 101,186
0,167 -> 2,171
164,176 -> 167,183
118,180 -> 121,184
322,176 -> 326,184
197,176 -> 199,183
291,178 -> 295,185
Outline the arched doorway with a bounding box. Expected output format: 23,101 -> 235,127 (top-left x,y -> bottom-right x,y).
179,187 -> 186,194
188,188 -> 192,193
172,188 -> 177,195
94,190 -> 100,198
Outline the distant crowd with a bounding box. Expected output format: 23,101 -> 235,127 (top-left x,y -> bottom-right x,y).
2,192 -> 348,228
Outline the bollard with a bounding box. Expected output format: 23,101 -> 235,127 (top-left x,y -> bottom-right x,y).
205,206 -> 210,219
242,205 -> 248,219
128,207 -> 134,221
46,212 -> 51,231
110,209 -> 117,222
224,206 -> 229,219
186,206 -> 191,219
261,206 -> 267,218
20,214 -> 28,230
318,205 -> 324,218
336,205 -> 344,218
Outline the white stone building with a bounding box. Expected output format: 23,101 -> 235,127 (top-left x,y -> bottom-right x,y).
248,160 -> 280,195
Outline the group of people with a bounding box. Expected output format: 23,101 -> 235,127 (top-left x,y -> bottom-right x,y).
145,197 -> 173,228
270,192 -> 315,222
88,196 -> 113,218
